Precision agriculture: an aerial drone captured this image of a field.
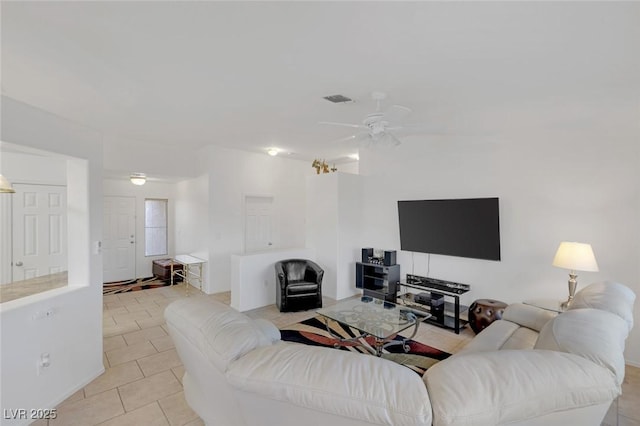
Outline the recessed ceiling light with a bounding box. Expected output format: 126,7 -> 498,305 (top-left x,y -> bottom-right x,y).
267,148 -> 278,156
130,173 -> 147,185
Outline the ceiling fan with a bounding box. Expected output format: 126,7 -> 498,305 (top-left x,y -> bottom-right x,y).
320,91 -> 434,146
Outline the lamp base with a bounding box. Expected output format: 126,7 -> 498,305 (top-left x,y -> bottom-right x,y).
561,271 -> 578,310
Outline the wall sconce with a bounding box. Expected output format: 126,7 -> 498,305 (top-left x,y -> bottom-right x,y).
130,173 -> 147,186
0,174 -> 16,193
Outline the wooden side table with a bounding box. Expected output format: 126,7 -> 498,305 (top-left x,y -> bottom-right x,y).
468,299 -> 507,334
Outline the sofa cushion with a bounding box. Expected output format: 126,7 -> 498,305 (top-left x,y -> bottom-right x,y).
227,342 -> 432,426
425,350 -> 619,426
502,302 -> 557,331
569,281 -> 635,331
534,308 -> 628,386
164,298 -> 280,372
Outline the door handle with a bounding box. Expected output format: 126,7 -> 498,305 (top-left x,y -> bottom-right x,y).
15,261 -> 23,266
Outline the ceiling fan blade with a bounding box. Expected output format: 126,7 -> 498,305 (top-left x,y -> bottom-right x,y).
387,123 -> 446,134
383,104 -> 412,122
386,132 -> 403,146
329,134 -> 358,144
319,121 -> 367,129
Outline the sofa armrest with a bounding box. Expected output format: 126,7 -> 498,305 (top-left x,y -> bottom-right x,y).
227,342 -> 431,426
423,350 -> 619,426
502,303 -> 557,332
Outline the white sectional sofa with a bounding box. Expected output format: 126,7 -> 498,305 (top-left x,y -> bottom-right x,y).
164,281 -> 635,426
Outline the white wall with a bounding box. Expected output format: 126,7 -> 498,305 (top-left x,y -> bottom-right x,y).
0,96 -> 104,424
306,172 -> 363,300
175,174 -> 210,291
103,179 -> 178,279
358,119 -> 640,364
199,145 -> 311,294
230,247 -> 315,312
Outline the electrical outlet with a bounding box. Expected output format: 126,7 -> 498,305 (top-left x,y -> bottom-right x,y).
33,308 -> 55,320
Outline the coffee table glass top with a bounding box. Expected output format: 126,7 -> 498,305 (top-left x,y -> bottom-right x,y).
317,296 -> 419,339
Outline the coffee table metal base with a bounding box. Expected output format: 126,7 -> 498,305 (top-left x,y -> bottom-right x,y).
321,312 -> 419,357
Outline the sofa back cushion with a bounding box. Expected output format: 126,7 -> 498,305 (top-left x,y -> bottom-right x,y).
569,281 -> 635,331
534,308 -> 628,385
228,342 -> 432,426
164,298 -> 280,372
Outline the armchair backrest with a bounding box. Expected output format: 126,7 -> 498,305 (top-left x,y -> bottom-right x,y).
283,260 -> 308,281
276,259 -> 323,284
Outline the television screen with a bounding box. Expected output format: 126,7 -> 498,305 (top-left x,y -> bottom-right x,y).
397,197 -> 501,261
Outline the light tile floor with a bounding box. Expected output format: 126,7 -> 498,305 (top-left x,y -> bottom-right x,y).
32,283 -> 640,425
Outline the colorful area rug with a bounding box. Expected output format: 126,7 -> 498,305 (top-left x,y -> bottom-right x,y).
103,277 -> 170,295
280,316 -> 450,375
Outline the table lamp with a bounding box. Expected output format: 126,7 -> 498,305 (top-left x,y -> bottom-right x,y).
552,241 -> 599,309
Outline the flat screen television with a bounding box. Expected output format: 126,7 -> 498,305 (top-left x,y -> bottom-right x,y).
397,197 -> 501,261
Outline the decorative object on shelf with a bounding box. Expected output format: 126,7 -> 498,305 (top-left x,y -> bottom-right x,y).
552,241 -> 599,309
130,172 -> 147,185
0,174 -> 16,193
312,159 -> 333,174
468,299 -> 508,334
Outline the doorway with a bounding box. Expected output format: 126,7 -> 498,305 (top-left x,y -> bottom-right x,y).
244,195 -> 275,253
11,183 -> 67,281
103,196 -> 136,283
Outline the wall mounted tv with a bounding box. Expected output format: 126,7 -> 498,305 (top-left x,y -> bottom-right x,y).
397,197 -> 501,261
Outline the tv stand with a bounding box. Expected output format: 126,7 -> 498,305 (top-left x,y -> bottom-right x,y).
355,262 -> 399,303
396,274 -> 470,334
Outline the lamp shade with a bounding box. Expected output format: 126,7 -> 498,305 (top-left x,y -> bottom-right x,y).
552,241 -> 599,272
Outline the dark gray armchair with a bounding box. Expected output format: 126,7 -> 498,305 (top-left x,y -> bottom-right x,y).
275,259 -> 324,312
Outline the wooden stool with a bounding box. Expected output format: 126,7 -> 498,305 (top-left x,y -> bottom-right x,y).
468,299 -> 507,334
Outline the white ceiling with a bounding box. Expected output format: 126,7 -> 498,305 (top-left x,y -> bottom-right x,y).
2,1 -> 639,163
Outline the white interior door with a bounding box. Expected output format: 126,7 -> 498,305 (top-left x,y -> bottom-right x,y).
12,184 -> 67,281
103,196 -> 136,283
244,196 -> 275,253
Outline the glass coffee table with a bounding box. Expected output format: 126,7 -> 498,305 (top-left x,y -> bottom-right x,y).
317,296 -> 429,356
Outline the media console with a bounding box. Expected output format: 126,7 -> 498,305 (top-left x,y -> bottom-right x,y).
396,274 -> 470,334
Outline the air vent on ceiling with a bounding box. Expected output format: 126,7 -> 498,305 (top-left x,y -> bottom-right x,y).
323,94 -> 353,103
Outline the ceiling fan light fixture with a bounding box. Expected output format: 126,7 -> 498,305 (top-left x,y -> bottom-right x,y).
0,174 -> 16,193
130,173 -> 146,185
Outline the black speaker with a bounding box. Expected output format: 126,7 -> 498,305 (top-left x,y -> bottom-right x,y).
362,248 -> 373,263
383,250 -> 396,266
430,293 -> 445,323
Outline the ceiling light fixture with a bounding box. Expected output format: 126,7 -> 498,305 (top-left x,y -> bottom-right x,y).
348,153 -> 360,161
267,148 -> 279,156
130,173 -> 147,185
0,174 -> 16,193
